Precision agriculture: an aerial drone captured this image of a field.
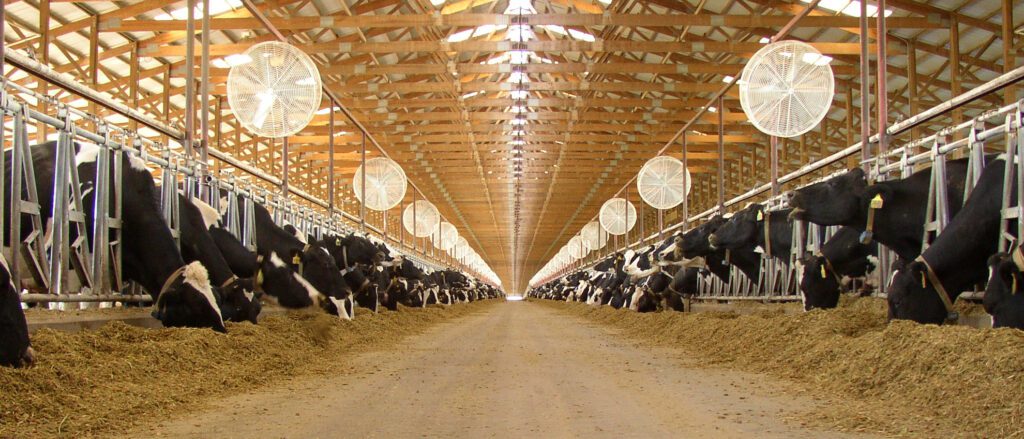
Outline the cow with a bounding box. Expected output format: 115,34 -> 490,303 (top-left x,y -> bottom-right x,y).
709,204 -> 793,264
799,226 -> 878,311
887,158 -> 1007,325
177,194 -> 261,324
245,199 -> 350,317
788,159 -> 971,261
0,253 -> 34,368
983,252 -> 1024,329
3,141 -> 225,332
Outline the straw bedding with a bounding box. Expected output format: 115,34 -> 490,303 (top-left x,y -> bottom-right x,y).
547,298 -> 1024,438
0,301 -> 495,438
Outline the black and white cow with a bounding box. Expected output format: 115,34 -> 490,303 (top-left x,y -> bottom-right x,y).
177,195 -> 261,324
245,198 -> 350,318
799,226 -> 878,311
709,204 -> 793,264
0,253 -> 33,368
888,158 -> 1008,324
789,160 -> 971,261
3,141 -> 225,332
983,252 -> 1024,329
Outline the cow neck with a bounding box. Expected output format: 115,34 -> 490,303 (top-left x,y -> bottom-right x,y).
729,248 -> 762,282
134,216 -> 188,297
914,255 -> 959,323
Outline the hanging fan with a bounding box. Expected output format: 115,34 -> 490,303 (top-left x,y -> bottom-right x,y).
739,40 -> 834,138
637,155 -> 691,210
454,237 -> 469,258
567,235 -> 589,259
353,157 -> 408,211
581,221 -> 608,250
402,200 -> 440,238
227,41 -> 322,138
432,221 -> 458,251
599,197 -> 637,236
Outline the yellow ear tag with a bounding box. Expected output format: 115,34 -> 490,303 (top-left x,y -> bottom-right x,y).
820,265 -> 827,279
920,272 -> 927,288
336,238 -> 342,246
756,211 -> 764,221
255,270 -> 263,287
870,194 -> 884,209
292,255 -> 301,265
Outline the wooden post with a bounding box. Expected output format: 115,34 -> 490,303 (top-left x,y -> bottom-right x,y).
1004,0 -> 1017,105
37,0 -> 50,142
907,41 -> 920,141
129,43 -> 140,132
950,17 -> 962,125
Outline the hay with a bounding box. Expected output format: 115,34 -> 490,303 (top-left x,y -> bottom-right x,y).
0,301 -> 496,438
548,299 -> 1024,438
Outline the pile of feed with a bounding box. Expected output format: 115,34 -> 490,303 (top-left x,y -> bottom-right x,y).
550,298 -> 1024,438
0,301 -> 495,438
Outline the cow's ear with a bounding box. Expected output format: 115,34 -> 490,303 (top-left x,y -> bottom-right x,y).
863,184 -> 892,209
907,261 -> 928,288
997,259 -> 1020,286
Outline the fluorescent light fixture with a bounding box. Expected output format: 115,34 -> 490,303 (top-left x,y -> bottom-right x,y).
510,118 -> 527,125
568,29 -> 596,42
509,105 -> 528,113
510,90 -> 529,99
507,25 -> 535,42
430,0 -> 445,5
508,71 -> 530,83
802,52 -> 833,66
224,53 -> 252,67
447,28 -> 474,43
509,50 -> 531,65
801,0 -> 892,17
759,37 -> 771,44
691,130 -> 705,136
707,106 -> 717,113
510,140 -> 525,145
722,75 -> 735,83
461,91 -> 481,99
154,0 -> 243,20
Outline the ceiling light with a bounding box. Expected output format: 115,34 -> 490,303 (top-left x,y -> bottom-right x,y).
759,37 -> 771,44
462,91 -> 481,99
707,106 -> 717,113
510,90 -> 529,99
722,75 -> 735,83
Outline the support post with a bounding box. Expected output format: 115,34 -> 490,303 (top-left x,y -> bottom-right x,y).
876,0 -> 889,157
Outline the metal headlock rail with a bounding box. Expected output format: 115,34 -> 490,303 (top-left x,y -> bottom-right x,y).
537,64 -> 1024,302
1,58 -> 492,305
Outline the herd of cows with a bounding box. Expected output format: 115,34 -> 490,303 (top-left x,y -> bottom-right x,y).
0,141 -> 502,368
528,154 -> 1024,332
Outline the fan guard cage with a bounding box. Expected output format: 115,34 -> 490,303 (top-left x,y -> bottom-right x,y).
402,200 -> 440,238
353,157 -> 408,211
599,198 -> 637,236
227,41 -> 323,138
637,155 -> 691,210
739,40 -> 834,138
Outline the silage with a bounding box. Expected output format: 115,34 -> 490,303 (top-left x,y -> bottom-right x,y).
0,301 -> 494,438
548,298 -> 1024,438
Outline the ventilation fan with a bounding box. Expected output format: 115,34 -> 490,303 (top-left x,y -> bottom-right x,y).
599,197 -> 637,236
227,41 -> 322,138
353,157 -> 408,211
402,200 -> 440,238
432,221 -> 458,251
637,155 -> 691,210
739,40 -> 834,138
581,221 -> 608,250
567,235 -> 589,259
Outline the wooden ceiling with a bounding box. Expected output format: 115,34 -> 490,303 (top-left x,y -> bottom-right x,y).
2,0 -> 1020,293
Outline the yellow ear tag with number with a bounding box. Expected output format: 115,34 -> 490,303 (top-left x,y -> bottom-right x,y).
870,194 -> 884,209
756,211 -> 764,221
820,265 -> 827,279
292,255 -> 301,265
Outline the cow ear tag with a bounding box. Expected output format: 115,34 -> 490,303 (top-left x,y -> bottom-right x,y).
292,254 -> 301,265
336,238 -> 342,246
870,194 -> 884,209
756,210 -> 764,221
820,265 -> 827,279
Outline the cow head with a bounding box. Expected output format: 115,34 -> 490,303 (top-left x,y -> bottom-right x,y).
709,204 -> 764,250
681,216 -> 727,257
983,253 -> 1024,330
789,167 -> 867,225
256,251 -> 315,309
218,277 -> 261,324
0,255 -> 34,368
799,254 -> 841,311
294,244 -> 347,307
655,232 -> 685,264
152,261 -> 227,333
886,260 -> 951,325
